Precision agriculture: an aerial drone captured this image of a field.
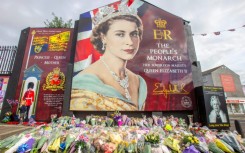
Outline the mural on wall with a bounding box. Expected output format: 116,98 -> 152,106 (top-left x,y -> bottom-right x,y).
71,0 -> 195,111
15,28 -> 73,121
0,77 -> 9,114
18,65 -> 42,119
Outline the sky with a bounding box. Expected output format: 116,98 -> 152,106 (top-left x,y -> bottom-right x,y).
0,0 -> 245,84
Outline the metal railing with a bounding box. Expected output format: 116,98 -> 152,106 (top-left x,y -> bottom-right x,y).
0,46 -> 17,75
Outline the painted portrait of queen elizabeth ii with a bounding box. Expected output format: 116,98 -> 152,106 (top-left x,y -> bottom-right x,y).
70,2 -> 147,111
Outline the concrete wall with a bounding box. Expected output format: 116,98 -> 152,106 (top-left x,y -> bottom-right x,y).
203,74 -> 214,86
184,23 -> 203,88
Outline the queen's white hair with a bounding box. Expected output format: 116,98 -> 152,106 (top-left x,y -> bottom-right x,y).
210,95 -> 221,107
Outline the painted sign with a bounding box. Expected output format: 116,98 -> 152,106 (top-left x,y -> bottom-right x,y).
15,28 -> 73,121
220,74 -> 236,92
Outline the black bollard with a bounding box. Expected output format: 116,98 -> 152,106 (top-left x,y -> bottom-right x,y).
234,120 -> 244,138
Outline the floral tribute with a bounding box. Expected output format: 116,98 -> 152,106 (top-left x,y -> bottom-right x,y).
1,111 -> 12,123
0,112 -> 244,153
144,132 -> 160,144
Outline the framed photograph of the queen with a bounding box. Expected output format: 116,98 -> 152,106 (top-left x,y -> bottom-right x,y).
70,0 -> 195,111
203,86 -> 230,128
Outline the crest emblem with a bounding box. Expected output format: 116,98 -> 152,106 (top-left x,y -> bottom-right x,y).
181,96 -> 192,108
43,67 -> 65,91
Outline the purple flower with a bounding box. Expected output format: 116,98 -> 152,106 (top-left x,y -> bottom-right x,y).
125,117 -> 131,125
157,118 -> 163,127
114,115 -> 122,121
183,145 -> 200,153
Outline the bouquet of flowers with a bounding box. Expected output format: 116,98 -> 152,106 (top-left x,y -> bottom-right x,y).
144,132 -> 160,144
2,111 -> 12,123
50,114 -> 58,123
106,117 -> 114,127
30,136 -> 48,153
182,135 -> 200,145
4,133 -> 24,150
93,137 -> 106,152
115,140 -> 137,153
182,145 -> 200,153
101,142 -> 116,153
164,136 -> 181,153
47,136 -> 61,152
5,134 -> 32,153
164,123 -> 173,131
63,133 -> 77,153
109,132 -> 123,145
116,141 -> 127,153
146,117 -> 154,127
190,127 -> 207,137
205,130 -> 217,143
121,130 -> 138,152
194,137 -> 209,153
100,117 -> 106,127
208,142 -> 225,153
169,115 -> 179,128
85,115 -> 91,124
58,116 -> 70,127
16,138 -> 36,153
125,140 -> 137,153
90,118 -> 96,126
152,115 -> 159,126
178,118 -> 187,128
111,111 -> 123,126
219,132 -> 244,153
43,130 -> 61,152
0,135 -> 17,149
214,138 -> 235,153
143,132 -> 161,153
75,134 -> 90,153
121,114 -> 128,125
180,134 -> 201,153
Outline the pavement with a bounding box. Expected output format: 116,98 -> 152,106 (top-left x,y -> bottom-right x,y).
0,124 -> 34,140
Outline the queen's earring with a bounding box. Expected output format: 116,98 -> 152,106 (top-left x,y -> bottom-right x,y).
102,42 -> 105,51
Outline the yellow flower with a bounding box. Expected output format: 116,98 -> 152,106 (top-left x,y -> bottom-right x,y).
165,124 -> 173,131
193,137 -> 199,144
44,126 -> 52,131
131,139 -> 137,144
48,137 -> 61,151
109,133 -> 122,144
125,141 -> 129,147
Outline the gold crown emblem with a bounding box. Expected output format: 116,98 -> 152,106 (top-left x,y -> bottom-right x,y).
154,18 -> 167,28
53,67 -> 60,74
93,2 -> 138,26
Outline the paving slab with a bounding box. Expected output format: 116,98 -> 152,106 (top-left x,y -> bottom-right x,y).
0,124 -> 33,140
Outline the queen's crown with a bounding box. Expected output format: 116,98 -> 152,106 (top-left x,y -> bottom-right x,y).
93,2 -> 138,26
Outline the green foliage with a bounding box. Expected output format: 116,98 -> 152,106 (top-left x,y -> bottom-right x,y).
44,12 -> 73,28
